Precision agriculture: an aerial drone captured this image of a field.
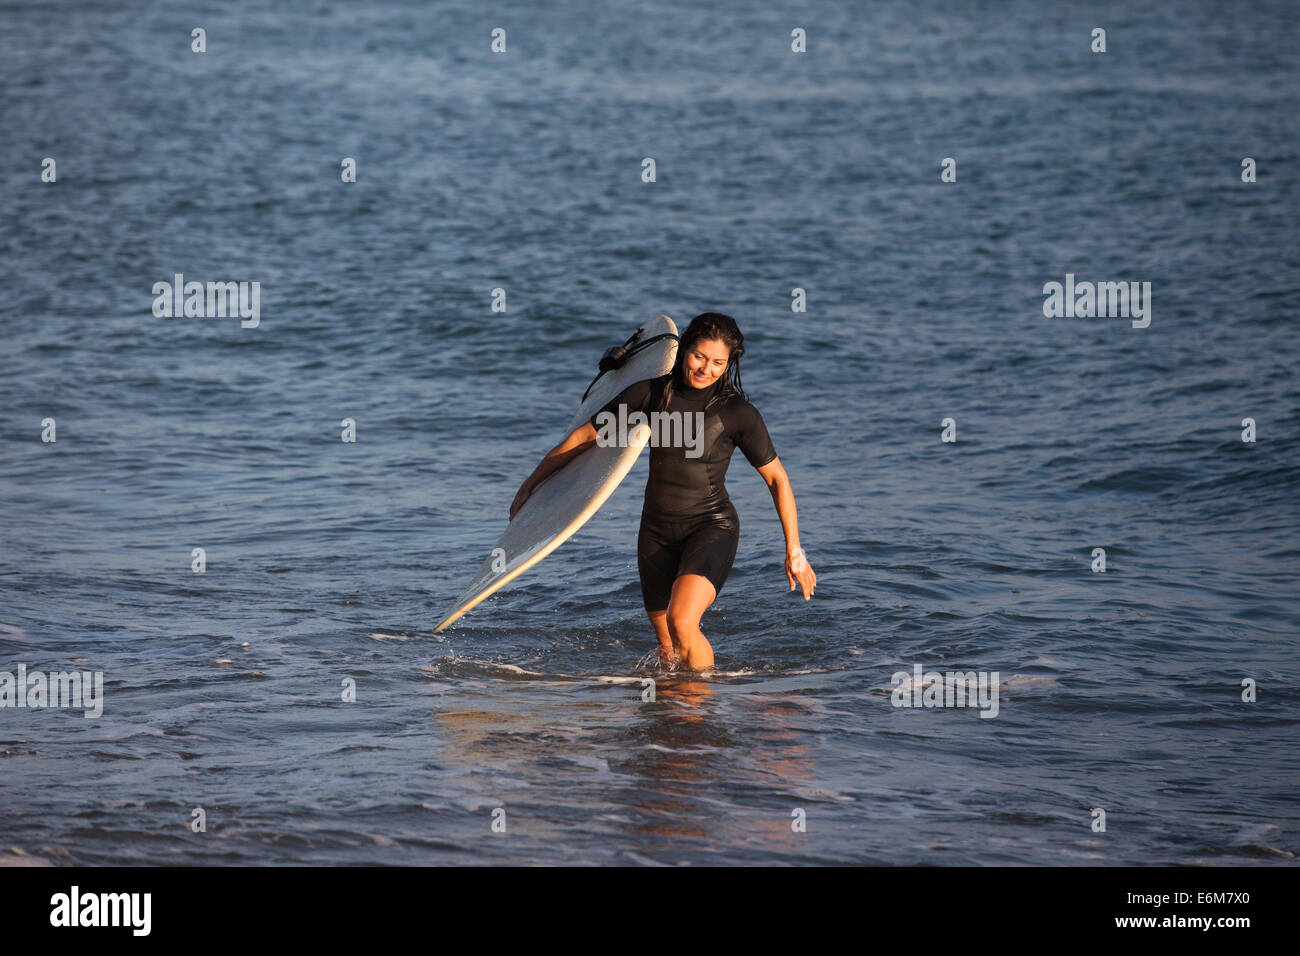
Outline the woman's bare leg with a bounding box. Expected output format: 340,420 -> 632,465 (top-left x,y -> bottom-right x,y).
646,609 -> 676,667
666,574 -> 716,671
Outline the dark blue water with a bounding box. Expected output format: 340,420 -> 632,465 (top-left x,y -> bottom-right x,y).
1,0 -> 1297,865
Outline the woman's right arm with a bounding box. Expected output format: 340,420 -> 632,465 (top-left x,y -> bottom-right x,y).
509,421 -> 599,519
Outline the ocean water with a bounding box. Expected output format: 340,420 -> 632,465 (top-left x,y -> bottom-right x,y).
1,0 -> 1297,865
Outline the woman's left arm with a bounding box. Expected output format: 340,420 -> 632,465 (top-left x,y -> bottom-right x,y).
755,457 -> 816,600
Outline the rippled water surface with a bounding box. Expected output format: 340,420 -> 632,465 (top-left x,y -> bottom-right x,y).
1,0 -> 1297,865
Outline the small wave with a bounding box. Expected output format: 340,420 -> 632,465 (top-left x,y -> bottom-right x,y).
420,658 -> 645,685
0,848 -> 54,868
1001,675 -> 1061,689
421,654 -> 852,686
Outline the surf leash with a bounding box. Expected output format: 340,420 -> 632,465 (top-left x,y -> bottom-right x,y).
580,325 -> 678,403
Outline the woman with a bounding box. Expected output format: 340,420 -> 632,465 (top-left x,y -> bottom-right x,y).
510,313 -> 816,671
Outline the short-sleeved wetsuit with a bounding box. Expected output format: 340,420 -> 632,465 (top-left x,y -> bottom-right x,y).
589,372 -> 777,611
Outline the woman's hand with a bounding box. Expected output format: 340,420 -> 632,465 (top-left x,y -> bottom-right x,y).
509,479 -> 534,521
509,423 -> 598,521
785,548 -> 816,600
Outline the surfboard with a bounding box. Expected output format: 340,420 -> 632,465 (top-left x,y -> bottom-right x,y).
434,315 -> 679,633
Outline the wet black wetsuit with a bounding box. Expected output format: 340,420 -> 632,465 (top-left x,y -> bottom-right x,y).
589,372 -> 777,611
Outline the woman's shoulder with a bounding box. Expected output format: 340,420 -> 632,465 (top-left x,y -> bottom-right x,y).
618,374 -> 665,398
720,389 -> 761,413
717,391 -> 767,426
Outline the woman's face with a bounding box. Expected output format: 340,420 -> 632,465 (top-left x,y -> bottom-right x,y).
684,337 -> 730,388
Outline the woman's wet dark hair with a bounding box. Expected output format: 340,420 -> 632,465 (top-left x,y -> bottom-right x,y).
656,312 -> 747,414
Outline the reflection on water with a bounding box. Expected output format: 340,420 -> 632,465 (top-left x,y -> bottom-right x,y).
424,667 -> 823,856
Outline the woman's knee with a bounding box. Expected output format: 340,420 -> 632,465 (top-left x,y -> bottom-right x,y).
667,609 -> 700,638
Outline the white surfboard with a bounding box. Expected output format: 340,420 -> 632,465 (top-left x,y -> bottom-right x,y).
434,316 -> 678,633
